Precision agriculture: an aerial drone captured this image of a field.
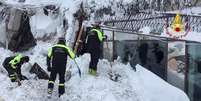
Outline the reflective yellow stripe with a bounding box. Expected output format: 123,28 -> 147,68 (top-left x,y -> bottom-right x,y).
10,74 -> 16,77
59,83 -> 64,86
91,29 -> 104,42
10,77 -> 16,80
48,89 -> 53,93
48,81 -> 54,84
11,64 -> 16,69
48,48 -> 52,58
53,44 -> 75,59
9,54 -> 23,68
66,47 -> 75,59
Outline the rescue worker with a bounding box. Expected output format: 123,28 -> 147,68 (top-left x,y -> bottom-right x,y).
47,37 -> 75,97
2,54 -> 29,82
85,22 -> 106,76
152,43 -> 164,64
138,42 -> 149,66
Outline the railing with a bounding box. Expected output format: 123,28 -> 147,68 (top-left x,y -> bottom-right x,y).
101,12 -> 201,34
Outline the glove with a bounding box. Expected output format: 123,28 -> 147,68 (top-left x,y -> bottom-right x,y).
47,66 -> 51,72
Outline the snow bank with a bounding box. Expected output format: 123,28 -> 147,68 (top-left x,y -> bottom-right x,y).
161,30 -> 201,43
137,26 -> 201,43
169,7 -> 201,15
0,49 -> 190,101
134,64 -> 189,101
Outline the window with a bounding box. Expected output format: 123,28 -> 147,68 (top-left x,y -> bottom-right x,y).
187,42 -> 201,101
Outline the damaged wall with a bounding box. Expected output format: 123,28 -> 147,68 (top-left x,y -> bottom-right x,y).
4,8 -> 36,52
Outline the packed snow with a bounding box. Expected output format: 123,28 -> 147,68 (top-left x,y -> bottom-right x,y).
0,47 -> 190,101
169,7 -> 201,15
137,26 -> 201,43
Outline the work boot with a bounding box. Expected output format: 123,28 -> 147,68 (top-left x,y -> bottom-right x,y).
88,68 -> 92,74
9,74 -> 17,82
91,69 -> 97,76
48,88 -> 53,94
89,68 -> 97,76
47,88 -> 53,98
47,81 -> 54,95
58,84 -> 65,97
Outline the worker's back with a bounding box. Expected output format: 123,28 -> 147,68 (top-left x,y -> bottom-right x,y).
51,45 -> 68,68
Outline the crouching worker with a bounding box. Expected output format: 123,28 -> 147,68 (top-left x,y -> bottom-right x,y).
47,37 -> 75,97
3,54 -> 29,82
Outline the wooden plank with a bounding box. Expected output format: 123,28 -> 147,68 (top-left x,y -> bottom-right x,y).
74,25 -> 84,54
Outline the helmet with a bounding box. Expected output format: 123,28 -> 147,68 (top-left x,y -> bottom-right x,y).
58,37 -> 66,45
91,21 -> 101,28
22,56 -> 29,62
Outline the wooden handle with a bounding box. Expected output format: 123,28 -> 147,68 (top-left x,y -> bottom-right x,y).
74,25 -> 84,53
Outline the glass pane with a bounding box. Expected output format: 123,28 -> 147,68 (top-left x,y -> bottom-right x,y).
143,41 -> 167,80
167,41 -> 185,91
187,42 -> 201,101
113,40 -> 167,80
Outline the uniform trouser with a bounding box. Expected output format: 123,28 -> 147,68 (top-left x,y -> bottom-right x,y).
48,66 -> 66,95
3,64 -> 22,82
89,51 -> 100,71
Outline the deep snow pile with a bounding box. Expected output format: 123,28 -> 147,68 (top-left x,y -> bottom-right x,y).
0,45 -> 189,101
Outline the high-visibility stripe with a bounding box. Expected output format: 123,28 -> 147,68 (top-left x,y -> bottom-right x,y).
91,29 -> 104,42
48,48 -> 53,58
48,89 -> 53,93
53,44 -> 75,59
10,77 -> 16,80
59,83 -> 65,86
10,74 -> 16,77
9,54 -> 23,69
11,65 -> 16,69
48,81 -> 54,84
66,47 -> 75,59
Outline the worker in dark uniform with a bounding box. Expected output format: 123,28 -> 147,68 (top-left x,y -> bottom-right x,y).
47,37 -> 75,97
138,42 -> 149,66
85,22 -> 106,76
2,54 -> 29,82
152,43 -> 164,64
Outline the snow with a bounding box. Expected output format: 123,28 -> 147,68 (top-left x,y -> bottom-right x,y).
137,26 -> 201,43
161,30 -> 201,43
135,64 -> 189,101
139,26 -> 151,35
0,47 -> 190,101
169,7 -> 201,15
30,11 -> 60,39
